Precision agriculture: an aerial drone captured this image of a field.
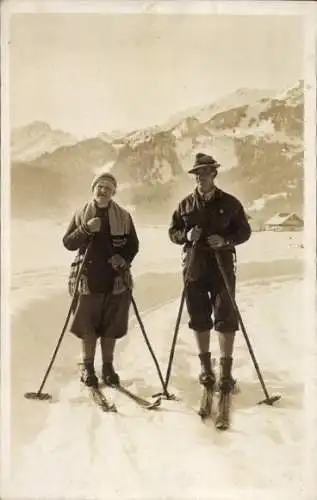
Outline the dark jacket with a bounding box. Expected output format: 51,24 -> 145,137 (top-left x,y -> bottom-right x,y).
169,187 -> 251,280
63,204 -> 139,294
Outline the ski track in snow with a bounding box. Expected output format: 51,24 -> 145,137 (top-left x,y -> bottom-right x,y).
6,276 -> 308,499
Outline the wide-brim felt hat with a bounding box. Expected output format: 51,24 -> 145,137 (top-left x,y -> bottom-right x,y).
188,152 -> 221,173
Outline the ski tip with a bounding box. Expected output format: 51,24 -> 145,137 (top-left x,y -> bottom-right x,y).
143,398 -> 161,410
147,403 -> 161,411
151,398 -> 162,408
215,423 -> 229,431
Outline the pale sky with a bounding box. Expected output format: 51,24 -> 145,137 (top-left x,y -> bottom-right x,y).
10,14 -> 304,138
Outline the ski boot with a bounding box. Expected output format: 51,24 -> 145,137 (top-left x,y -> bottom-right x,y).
215,372 -> 238,394
198,352 -> 216,389
80,362 -> 99,388
102,362 -> 120,387
215,357 -> 234,430
198,352 -> 216,418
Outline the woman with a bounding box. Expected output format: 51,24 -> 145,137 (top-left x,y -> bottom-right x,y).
63,172 -> 139,388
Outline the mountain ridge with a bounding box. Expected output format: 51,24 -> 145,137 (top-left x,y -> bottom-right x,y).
11,80 -> 304,224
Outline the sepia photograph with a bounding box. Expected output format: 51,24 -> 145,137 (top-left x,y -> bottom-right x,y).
1,1 -> 316,499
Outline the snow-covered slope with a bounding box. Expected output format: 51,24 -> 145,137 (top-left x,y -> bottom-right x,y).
6,276 -> 308,499
5,221 -> 311,499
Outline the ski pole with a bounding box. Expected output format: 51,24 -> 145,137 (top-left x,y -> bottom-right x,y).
130,295 -> 169,399
24,242 -> 92,401
153,242 -> 198,399
214,250 -> 281,406
117,269 -> 169,399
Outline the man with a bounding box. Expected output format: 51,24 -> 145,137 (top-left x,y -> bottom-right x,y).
168,152 -> 251,418
63,172 -> 139,388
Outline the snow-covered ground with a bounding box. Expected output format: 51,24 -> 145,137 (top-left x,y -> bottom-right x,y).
10,219 -> 303,312
3,218 -> 315,499
11,219 -> 304,275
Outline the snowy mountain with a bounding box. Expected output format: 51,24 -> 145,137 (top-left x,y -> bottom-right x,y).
200,82 -> 303,139
11,137 -> 118,218
200,82 -> 304,221
276,79 -> 304,106
112,129 -> 184,183
27,137 -> 117,173
113,81 -> 304,222
11,81 -> 304,223
11,121 -> 77,162
161,87 -> 278,130
99,129 -> 129,143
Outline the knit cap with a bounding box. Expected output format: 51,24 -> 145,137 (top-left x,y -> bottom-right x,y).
91,172 -> 117,191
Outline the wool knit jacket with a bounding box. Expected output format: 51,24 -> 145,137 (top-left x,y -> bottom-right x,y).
169,187 -> 251,281
63,199 -> 139,295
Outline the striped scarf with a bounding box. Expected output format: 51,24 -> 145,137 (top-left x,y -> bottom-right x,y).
68,199 -> 133,297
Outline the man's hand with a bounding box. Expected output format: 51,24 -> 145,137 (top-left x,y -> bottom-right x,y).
108,254 -> 129,270
206,234 -> 226,249
86,217 -> 101,233
187,225 -> 202,242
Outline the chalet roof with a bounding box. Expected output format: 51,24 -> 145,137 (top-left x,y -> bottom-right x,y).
265,212 -> 303,226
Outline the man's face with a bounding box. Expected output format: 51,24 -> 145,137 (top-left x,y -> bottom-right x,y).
93,179 -> 116,206
194,166 -> 217,193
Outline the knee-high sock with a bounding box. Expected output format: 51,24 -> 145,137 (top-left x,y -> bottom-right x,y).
194,330 -> 210,354
81,334 -> 97,365
217,331 -> 235,358
100,337 -> 116,364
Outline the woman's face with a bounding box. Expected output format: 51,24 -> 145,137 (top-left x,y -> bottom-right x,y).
93,180 -> 116,206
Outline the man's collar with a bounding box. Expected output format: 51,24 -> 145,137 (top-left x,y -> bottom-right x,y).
195,186 -> 222,201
